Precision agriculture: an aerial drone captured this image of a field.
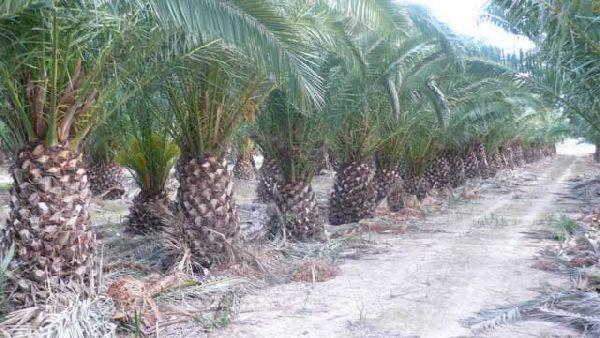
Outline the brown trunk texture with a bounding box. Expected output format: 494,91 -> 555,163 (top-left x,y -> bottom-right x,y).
447,153 -> 466,188
512,144 -> 525,167
524,147 -> 538,163
329,161 -> 376,225
256,157 -> 280,203
463,149 -> 480,179
387,185 -> 407,212
373,168 -> 401,207
501,147 -> 515,169
490,152 -> 504,172
424,156 -> 451,189
127,191 -> 172,234
233,151 -> 256,180
272,180 -> 325,241
403,173 -> 431,200
2,143 -> 96,308
475,142 -> 493,178
177,155 -> 239,266
88,161 -> 125,199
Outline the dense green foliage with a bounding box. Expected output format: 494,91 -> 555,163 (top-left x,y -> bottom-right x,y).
485,0 -> 599,139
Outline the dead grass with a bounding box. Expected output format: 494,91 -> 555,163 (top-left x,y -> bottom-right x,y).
291,260 -> 340,283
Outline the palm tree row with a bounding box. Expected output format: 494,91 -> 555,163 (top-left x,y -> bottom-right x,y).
0,0 -> 561,309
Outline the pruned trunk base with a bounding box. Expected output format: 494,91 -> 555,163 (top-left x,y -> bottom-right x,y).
127,191 -> 172,234
256,158 -> 280,203
403,173 -> 431,200
329,161 -> 376,225
2,143 -> 96,308
88,161 -> 125,199
463,150 -> 480,179
424,156 -> 451,189
271,180 -> 325,241
373,168 -> 401,208
175,155 -> 239,267
233,156 -> 256,180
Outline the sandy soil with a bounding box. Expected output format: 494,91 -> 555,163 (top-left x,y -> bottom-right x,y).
216,154 -> 592,338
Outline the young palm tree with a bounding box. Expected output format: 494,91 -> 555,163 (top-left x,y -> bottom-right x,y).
373,122 -> 405,208
255,89 -> 326,240
395,107 -> 437,201
118,134 -> 179,233
327,92 -> 382,224
115,96 -> 179,234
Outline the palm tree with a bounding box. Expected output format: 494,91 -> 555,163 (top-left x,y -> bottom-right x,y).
155,50 -> 266,266
255,88 -> 327,240
115,95 -> 179,234
0,1 -> 160,307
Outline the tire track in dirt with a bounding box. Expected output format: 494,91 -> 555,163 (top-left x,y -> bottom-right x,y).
217,155 -> 585,338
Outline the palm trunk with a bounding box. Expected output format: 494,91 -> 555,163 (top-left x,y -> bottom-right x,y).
524,146 -> 536,163
490,151 -> 504,172
256,157 -> 280,203
329,161 -> 376,225
447,152 -> 466,188
177,154 -> 239,265
387,184 -> 406,211
463,149 -> 480,179
233,142 -> 256,180
424,155 -> 451,189
501,147 -> 515,169
403,173 -> 431,200
127,191 -> 172,234
512,144 -> 525,167
373,168 -> 401,207
88,160 -> 125,199
273,180 -> 325,240
2,143 -> 96,307
476,143 -> 494,178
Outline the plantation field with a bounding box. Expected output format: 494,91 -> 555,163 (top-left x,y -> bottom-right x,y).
2,144 -> 597,337
218,150 -> 597,337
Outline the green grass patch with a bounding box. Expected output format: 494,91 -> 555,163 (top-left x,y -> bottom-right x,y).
0,182 -> 12,192
545,213 -> 578,242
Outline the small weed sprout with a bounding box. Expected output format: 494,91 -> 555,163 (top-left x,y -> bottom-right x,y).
545,213 -> 578,242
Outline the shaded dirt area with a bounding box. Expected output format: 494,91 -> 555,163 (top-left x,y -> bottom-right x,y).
216,155 -> 593,338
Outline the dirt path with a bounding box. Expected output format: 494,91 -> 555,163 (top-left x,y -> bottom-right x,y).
217,155 -> 588,338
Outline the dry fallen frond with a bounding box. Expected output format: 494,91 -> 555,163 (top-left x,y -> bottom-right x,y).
291,260 -> 340,283
0,292 -> 115,338
465,291 -> 600,336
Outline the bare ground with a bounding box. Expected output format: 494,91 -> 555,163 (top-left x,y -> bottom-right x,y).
216,154 -> 592,338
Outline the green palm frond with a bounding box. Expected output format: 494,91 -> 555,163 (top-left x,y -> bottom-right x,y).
154,46 -> 267,159
255,88 -> 326,182
149,0 -> 324,109
116,133 -> 180,194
